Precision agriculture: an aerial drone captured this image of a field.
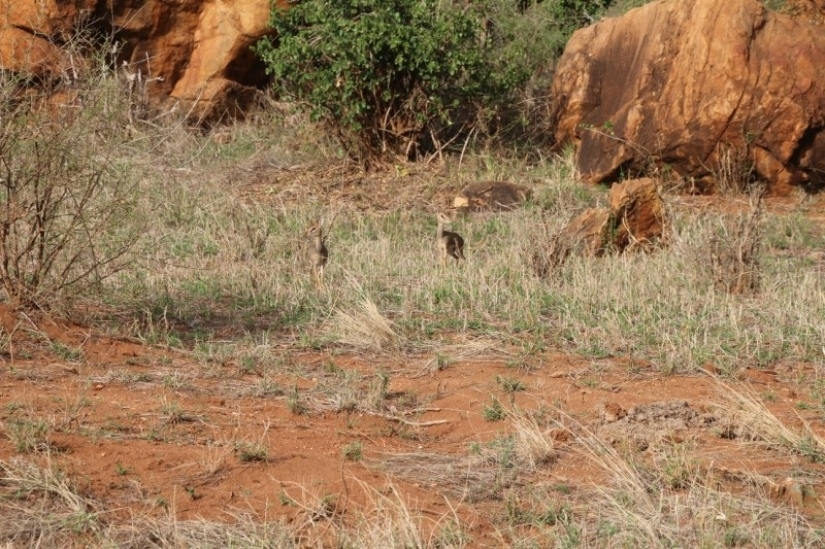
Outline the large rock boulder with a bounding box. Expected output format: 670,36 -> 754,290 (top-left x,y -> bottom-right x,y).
0,0 -> 288,122
551,0 -> 825,195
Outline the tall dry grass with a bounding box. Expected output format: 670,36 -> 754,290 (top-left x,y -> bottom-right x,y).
101,149 -> 825,373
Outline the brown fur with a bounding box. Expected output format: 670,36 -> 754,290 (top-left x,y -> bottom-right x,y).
306,218 -> 328,288
436,211 -> 465,265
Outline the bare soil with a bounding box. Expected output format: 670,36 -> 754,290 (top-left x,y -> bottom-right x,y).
2,303 -> 825,545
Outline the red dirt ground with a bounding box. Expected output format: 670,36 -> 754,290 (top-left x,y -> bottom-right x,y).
2,302 -> 825,545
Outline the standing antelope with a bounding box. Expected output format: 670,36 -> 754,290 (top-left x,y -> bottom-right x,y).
436,211 -> 465,266
306,216 -> 329,288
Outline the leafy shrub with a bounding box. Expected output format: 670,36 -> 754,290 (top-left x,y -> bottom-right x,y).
256,0 -> 529,165
533,0 -> 617,48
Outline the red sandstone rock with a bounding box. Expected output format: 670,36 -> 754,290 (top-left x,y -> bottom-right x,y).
556,178 -> 665,259
0,0 -> 288,121
551,0 -> 825,195
609,178 -> 665,251
561,208 -> 612,257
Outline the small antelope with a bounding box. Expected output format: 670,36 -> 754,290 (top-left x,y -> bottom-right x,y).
436,210 -> 465,266
305,217 -> 329,288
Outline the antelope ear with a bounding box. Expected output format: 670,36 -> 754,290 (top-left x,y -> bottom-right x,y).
319,216 -> 325,227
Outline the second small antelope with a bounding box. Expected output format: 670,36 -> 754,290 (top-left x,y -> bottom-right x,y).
436,210 -> 465,266
305,216 -> 329,288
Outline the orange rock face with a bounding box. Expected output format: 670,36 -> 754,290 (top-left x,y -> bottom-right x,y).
0,0 -> 288,121
551,0 -> 825,195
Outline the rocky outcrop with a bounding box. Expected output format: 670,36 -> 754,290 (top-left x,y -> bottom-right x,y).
0,0 -> 288,121
551,0 -> 825,195
560,208 -> 613,258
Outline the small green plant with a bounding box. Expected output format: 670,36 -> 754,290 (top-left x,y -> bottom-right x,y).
435,354 -> 454,371
553,483 -> 571,494
49,342 -> 84,362
661,453 -> 698,490
115,463 -> 129,476
287,385 -> 307,415
496,375 -> 525,394
369,371 -> 391,409
312,494 -> 338,521
236,441 -> 268,463
240,355 -> 258,374
581,377 -> 599,388
724,526 -> 748,547
159,399 -> 187,424
6,418 -> 50,453
342,441 -> 363,462
504,495 -> 570,527
279,491 -> 295,506
434,520 -> 470,547
4,401 -> 25,414
256,378 -> 283,398
483,398 -> 506,422
323,358 -> 341,374
145,427 -> 166,442
63,509 -> 100,535
795,437 -> 825,464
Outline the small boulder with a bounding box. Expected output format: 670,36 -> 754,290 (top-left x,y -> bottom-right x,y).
559,208 -> 613,257
454,181 -> 532,212
609,178 -> 665,252
546,178 -> 666,268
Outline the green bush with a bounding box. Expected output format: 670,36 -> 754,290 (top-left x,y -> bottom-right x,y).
255,0 -> 529,165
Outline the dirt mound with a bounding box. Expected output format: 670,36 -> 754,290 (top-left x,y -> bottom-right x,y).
597,400 -> 717,450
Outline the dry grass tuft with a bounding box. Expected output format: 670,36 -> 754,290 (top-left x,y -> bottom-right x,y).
373,451 -> 512,502
711,377 -> 825,463
341,479 -> 468,549
0,456 -> 103,545
524,212 -> 572,279
330,296 -> 402,351
714,144 -> 757,196
709,188 -> 765,295
562,413 -> 821,548
508,407 -> 557,471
